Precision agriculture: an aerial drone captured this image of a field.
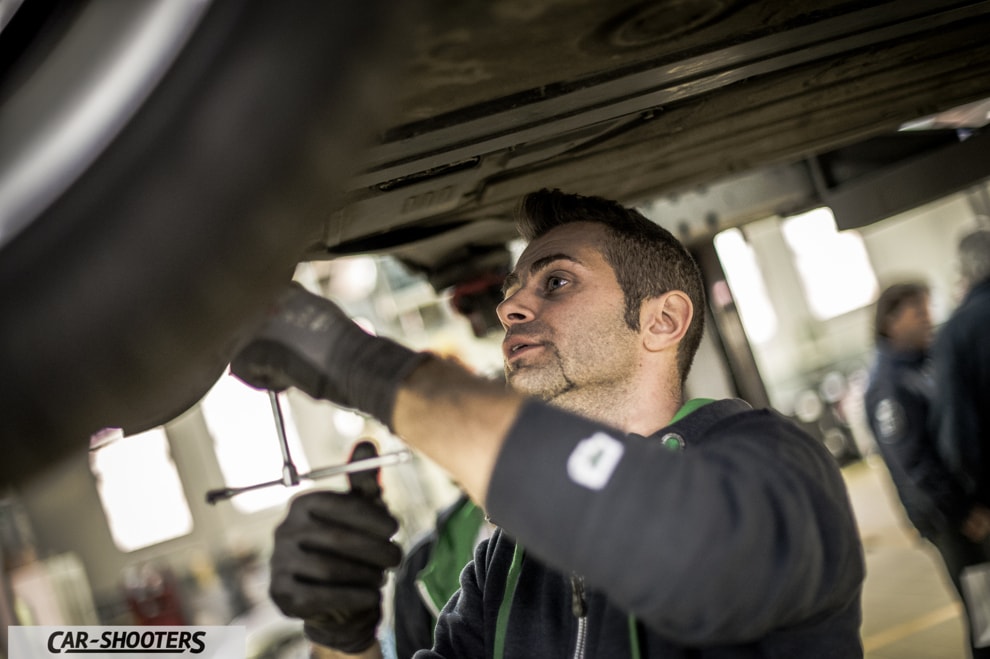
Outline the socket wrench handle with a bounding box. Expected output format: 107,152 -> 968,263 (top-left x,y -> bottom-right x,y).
204,449 -> 413,504
305,448 -> 413,480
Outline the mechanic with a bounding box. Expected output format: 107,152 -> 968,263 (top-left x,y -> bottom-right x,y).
232,188 -> 865,658
865,281 -> 990,659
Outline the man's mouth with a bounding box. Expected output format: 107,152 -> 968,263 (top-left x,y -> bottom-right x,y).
503,338 -> 542,361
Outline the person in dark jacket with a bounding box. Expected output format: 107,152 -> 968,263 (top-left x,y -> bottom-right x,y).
931,228 -> 990,654
865,281 -> 990,658
233,189 -> 865,658
933,229 -> 990,509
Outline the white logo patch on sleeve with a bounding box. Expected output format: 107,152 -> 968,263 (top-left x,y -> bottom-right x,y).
875,398 -> 905,443
567,432 -> 625,490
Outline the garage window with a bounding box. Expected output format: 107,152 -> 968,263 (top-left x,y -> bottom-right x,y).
200,376 -> 311,514
781,207 -> 878,320
713,227 -> 778,344
89,427 -> 193,552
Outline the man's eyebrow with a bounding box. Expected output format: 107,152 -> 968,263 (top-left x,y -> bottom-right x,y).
501,253 -> 583,295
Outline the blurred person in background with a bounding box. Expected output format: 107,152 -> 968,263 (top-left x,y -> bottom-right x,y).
932,228 -> 990,654
865,280 -> 990,658
933,229 -> 990,515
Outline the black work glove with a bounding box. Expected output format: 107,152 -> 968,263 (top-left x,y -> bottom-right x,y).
268,441 -> 403,653
231,283 -> 429,429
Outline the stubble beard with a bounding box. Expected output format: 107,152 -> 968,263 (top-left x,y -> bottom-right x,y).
504,342 -> 576,403
506,353 -> 626,422
505,337 -> 640,424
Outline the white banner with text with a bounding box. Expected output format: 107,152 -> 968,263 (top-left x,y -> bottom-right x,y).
7,626 -> 245,658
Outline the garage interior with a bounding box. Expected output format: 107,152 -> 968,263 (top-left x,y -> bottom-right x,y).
2,2 -> 990,657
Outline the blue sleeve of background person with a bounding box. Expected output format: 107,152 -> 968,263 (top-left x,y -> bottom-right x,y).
484,400 -> 864,646
932,316 -> 989,503
867,372 -> 970,526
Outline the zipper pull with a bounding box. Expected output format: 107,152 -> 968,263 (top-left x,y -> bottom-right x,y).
571,574 -> 587,618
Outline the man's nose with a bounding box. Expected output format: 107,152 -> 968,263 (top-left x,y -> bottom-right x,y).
496,290 -> 535,329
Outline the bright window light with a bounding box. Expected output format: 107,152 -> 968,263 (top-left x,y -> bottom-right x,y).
333,408 -> 366,439
89,427 -> 193,552
781,207 -> 878,320
200,375 -> 311,514
713,228 -> 778,344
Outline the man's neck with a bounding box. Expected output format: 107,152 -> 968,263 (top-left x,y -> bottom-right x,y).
546,381 -> 683,435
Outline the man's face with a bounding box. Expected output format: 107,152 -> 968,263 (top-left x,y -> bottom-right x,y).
889,294 -> 934,352
496,222 -> 640,404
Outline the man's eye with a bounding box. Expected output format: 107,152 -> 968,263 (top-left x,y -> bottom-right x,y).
545,276 -> 568,292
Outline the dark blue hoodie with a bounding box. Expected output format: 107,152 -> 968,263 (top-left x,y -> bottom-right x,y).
417,399 -> 865,658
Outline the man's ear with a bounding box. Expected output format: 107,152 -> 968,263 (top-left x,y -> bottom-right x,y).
641,291 -> 693,353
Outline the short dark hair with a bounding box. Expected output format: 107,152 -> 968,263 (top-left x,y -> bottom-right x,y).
874,281 -> 929,342
516,188 -> 706,384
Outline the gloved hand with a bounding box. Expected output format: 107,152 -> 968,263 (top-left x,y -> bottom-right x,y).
231,283 -> 429,429
268,441 -> 403,653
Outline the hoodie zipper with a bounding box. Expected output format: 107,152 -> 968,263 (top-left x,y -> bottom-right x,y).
571,574 -> 587,659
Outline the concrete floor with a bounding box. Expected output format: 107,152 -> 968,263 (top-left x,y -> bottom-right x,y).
845,455 -> 972,658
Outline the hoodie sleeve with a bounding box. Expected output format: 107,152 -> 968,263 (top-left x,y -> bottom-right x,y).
483,400 -> 864,646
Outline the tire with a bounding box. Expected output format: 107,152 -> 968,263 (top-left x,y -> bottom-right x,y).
0,0 -> 403,485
